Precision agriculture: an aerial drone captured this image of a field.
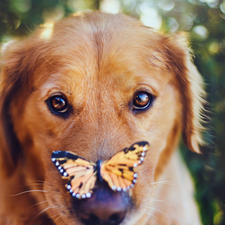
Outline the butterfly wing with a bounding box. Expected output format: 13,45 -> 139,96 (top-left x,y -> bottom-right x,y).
101,141 -> 149,191
52,151 -> 97,199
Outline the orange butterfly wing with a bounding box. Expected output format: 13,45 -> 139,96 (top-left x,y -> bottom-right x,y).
52,141 -> 149,198
100,141 -> 149,191
52,151 -> 96,199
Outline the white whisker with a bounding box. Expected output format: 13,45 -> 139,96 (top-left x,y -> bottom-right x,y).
54,215 -> 61,223
147,206 -> 169,218
153,199 -> 169,202
145,211 -> 158,221
50,213 -> 60,218
151,181 -> 173,186
6,190 -> 48,197
35,206 -> 50,218
25,183 -> 57,191
28,200 -> 48,209
61,220 -> 67,225
153,199 -> 172,207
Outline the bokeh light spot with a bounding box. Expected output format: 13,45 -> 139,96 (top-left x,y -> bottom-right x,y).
101,0 -> 121,14
220,2 -> 225,13
14,0 -> 31,13
167,17 -> 179,32
139,1 -> 162,29
40,23 -> 54,40
208,42 -> 220,54
158,0 -> 175,11
192,25 -> 209,40
208,0 -> 219,8
122,0 -> 136,12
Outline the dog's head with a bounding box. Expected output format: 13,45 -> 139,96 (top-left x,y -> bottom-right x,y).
0,12 -> 205,225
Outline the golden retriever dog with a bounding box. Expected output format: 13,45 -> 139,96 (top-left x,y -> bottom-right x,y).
0,12 -> 205,225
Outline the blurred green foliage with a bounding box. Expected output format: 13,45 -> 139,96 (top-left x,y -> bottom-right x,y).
0,0 -> 225,224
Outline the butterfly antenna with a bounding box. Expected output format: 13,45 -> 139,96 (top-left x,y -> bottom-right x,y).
96,160 -> 103,183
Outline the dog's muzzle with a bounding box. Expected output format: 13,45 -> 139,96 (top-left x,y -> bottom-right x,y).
73,182 -> 131,225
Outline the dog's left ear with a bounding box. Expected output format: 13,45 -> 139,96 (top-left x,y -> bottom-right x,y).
164,33 -> 206,153
0,41 -> 36,177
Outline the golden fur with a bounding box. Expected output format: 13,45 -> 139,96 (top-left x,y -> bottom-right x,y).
0,12 -> 205,225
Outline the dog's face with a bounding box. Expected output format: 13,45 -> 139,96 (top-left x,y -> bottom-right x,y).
0,13 -> 204,225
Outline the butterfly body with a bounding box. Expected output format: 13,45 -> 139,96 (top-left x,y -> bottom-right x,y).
52,141 -> 149,199
96,160 -> 103,183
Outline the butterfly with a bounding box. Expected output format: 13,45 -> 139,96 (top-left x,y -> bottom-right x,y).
51,141 -> 149,199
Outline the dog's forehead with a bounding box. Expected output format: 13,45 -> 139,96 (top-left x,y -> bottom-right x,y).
33,13 -> 175,111
37,61 -> 169,106
35,52 -> 168,90
34,14 -> 171,76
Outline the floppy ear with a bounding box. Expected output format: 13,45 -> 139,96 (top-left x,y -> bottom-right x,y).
164,34 -> 206,153
0,41 -> 34,177
181,55 -> 206,153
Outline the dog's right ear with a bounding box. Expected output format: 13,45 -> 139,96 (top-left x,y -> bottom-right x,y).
163,33 -> 206,153
0,41 -> 35,177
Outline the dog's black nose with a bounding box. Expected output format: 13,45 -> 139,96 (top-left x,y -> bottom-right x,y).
74,185 -> 131,225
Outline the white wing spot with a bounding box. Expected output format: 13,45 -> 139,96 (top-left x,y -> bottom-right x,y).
86,193 -> 91,198
76,194 -> 80,198
112,186 -> 117,191
117,187 -> 122,191
82,194 -> 86,199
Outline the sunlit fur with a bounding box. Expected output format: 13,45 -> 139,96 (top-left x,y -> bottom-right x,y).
0,12 -> 205,225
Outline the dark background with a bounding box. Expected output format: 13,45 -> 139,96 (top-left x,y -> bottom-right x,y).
0,0 -> 224,224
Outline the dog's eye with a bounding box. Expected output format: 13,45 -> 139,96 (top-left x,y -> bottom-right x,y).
50,95 -> 68,113
46,94 -> 70,118
132,91 -> 153,111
